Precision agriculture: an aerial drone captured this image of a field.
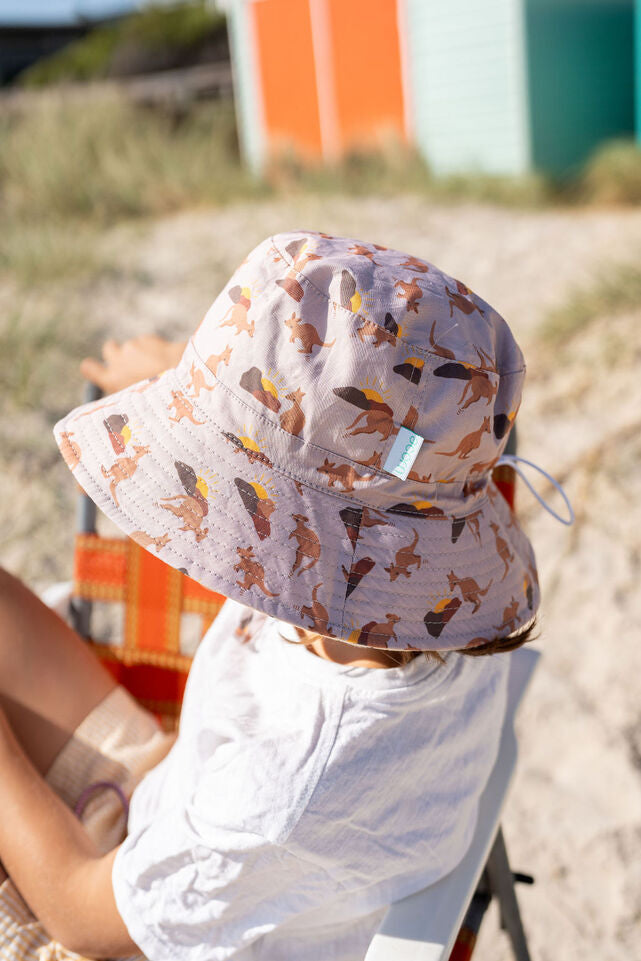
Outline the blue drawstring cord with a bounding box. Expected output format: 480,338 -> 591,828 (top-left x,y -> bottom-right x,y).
496,453 -> 575,526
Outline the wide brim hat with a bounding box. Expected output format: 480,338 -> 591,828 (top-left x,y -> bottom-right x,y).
54,230 -> 539,651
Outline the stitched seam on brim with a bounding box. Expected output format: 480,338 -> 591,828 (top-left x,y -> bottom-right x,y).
57,396 -> 533,644
187,338 -> 490,513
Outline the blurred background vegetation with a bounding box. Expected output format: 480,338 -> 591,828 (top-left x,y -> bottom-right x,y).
2,0 -> 641,289
1,0 -> 640,565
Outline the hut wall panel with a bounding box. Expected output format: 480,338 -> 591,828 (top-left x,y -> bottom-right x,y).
326,0 -> 406,153
405,0 -> 530,176
525,0 -> 634,174
227,0 -> 265,173
251,0 -> 323,159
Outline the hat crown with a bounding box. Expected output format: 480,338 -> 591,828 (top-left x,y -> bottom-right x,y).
56,229 -> 540,650
193,232 -> 524,507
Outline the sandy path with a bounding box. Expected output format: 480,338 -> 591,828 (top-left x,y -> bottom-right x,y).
2,195 -> 641,959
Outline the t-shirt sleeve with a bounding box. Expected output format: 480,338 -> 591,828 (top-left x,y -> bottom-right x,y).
112,803 -> 332,961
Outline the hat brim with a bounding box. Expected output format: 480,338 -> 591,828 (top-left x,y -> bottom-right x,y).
54,340 -> 539,651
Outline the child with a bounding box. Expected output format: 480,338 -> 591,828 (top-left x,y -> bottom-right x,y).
0,231 -> 558,961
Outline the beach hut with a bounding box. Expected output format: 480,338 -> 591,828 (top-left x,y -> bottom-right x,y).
227,0 -> 634,178
406,0 -> 634,177
226,0 -> 409,173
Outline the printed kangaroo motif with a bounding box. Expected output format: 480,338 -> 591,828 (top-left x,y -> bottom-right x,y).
384,529 -> 422,581
276,243 -> 322,302
234,546 -> 280,596
345,408 -> 396,441
458,347 -> 499,410
220,285 -> 255,336
284,312 -> 335,355
399,255 -> 429,273
355,312 -> 398,348
445,280 -> 485,318
469,456 -> 499,475
355,450 -> 382,471
490,521 -> 515,579
465,508 -> 484,544
429,319 -> 456,360
289,513 -> 321,575
495,597 -> 519,634
205,345 -> 233,377
394,279 -> 423,313
402,404 -> 419,431
159,461 -> 210,542
436,417 -> 491,459
168,390 -> 205,425
349,243 -> 379,263
408,469 -> 433,483
333,386 -> 396,441
434,348 -> 499,412
316,458 -> 376,493
130,530 -> 171,552
59,431 -> 81,469
356,613 -> 400,649
279,389 -> 306,437
159,495 -> 208,542
187,363 -> 215,399
301,583 -> 334,635
101,445 -> 150,507
447,571 -> 493,613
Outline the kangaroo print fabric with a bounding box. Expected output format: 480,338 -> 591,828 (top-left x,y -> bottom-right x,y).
54,231 -> 540,651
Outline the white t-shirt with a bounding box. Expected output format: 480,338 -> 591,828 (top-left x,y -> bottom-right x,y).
112,599 -> 509,961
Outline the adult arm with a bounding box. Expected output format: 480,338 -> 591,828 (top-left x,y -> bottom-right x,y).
0,706 -> 140,959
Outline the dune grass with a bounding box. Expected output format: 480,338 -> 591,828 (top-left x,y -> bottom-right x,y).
541,261 -> 641,346
3,81 -> 640,291
19,1 -> 227,86
580,139 -> 641,206
0,92 -> 262,284
0,88 -> 556,285
270,140 -> 551,207
0,93 -> 252,223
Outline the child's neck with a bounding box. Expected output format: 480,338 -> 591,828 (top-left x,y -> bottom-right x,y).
297,629 -> 403,669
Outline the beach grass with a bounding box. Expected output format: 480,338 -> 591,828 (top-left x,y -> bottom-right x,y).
541,261 -> 641,346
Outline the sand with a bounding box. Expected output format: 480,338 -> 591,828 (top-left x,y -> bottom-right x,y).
2,195 -> 640,959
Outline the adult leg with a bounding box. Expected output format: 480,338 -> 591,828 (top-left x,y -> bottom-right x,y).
0,566 -> 117,778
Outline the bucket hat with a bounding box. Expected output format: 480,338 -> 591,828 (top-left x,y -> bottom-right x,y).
54,230 -> 540,651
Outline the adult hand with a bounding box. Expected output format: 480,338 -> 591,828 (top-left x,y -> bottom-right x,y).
80,335 -> 187,393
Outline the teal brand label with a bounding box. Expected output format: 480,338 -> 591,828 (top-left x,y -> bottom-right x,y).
383,427 -> 424,480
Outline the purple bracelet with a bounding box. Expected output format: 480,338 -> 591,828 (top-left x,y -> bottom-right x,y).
74,780 -> 130,820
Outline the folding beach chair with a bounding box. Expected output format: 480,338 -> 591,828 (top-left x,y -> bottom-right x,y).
43,385 -> 535,958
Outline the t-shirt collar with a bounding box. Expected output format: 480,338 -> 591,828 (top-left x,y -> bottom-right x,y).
267,618 -> 458,694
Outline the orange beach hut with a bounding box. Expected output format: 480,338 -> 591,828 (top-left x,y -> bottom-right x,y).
226,0 -> 410,171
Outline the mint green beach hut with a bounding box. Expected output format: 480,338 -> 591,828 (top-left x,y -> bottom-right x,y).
402,0 -> 634,177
